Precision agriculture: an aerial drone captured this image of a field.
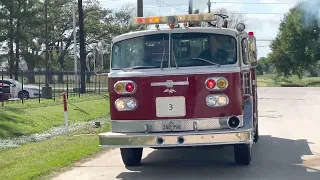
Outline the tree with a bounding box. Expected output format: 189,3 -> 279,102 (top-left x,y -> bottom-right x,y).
268,0 -> 320,78
212,8 -> 246,29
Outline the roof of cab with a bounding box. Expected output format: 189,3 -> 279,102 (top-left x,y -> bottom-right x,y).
112,27 -> 242,43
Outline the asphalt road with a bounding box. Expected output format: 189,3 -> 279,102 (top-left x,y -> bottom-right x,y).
53,87 -> 320,180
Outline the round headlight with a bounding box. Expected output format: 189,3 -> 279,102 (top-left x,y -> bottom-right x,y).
236,23 -> 246,32
126,99 -> 137,110
115,99 -> 126,110
217,95 -> 229,106
206,95 -> 216,107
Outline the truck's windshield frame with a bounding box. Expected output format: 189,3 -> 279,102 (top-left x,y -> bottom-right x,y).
111,32 -> 237,70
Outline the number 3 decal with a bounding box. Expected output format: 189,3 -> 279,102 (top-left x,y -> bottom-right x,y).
169,104 -> 173,110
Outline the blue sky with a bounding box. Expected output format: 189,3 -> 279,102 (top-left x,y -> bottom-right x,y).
98,0 -> 303,58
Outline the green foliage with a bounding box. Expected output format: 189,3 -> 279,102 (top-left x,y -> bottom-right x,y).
0,0 -> 144,73
267,0 -> 320,78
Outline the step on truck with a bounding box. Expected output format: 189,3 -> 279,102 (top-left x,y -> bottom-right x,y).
98,13 -> 259,166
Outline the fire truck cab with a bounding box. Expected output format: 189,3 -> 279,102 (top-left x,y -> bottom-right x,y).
99,13 -> 259,167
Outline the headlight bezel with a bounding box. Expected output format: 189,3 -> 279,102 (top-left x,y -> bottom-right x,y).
206,94 -> 229,107
114,97 -> 138,111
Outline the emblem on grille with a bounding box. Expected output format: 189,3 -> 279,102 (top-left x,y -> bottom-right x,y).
164,88 -> 176,94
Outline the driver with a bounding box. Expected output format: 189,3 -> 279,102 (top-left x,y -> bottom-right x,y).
198,35 -> 228,64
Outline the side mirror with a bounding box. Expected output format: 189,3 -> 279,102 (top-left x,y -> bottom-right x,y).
248,37 -> 258,68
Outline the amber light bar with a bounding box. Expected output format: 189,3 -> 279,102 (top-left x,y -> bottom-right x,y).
132,13 -> 216,25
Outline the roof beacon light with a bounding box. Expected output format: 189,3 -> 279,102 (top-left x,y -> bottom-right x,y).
132,13 -> 216,25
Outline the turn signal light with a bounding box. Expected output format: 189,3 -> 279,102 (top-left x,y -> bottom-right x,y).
217,78 -> 227,89
114,81 -> 137,94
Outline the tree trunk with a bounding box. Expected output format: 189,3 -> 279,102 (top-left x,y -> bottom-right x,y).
9,11 -> 14,79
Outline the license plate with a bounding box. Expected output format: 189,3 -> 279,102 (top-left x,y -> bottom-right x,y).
156,96 -> 186,117
162,121 -> 182,131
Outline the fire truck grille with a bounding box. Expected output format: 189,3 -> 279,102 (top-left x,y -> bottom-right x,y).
111,115 -> 243,133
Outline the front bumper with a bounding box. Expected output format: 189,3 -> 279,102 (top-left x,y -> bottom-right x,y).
99,129 -> 253,148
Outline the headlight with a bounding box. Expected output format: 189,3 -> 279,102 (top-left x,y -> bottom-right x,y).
206,94 -> 229,107
115,97 -> 137,111
206,95 -> 217,107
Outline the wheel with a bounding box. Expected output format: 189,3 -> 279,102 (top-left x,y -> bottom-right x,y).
120,148 -> 143,166
253,122 -> 259,143
234,144 -> 252,165
18,90 -> 30,99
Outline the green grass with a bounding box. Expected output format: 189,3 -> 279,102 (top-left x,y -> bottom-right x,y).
0,94 -> 110,138
0,125 -> 111,180
257,74 -> 320,87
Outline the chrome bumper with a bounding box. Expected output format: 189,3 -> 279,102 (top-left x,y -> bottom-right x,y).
99,129 -> 253,148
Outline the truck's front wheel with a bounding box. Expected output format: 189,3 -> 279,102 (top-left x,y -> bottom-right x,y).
120,148 -> 143,166
234,144 -> 252,165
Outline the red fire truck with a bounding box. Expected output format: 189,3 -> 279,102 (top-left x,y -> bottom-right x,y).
99,13 -> 259,167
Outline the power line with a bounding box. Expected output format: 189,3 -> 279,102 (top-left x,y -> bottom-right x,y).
154,0 -> 188,12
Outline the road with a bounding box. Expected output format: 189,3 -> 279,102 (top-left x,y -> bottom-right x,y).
53,87 -> 320,180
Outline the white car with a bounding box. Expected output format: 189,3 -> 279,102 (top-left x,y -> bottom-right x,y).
0,79 -> 42,99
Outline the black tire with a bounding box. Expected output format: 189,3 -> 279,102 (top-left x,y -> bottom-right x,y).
254,122 -> 259,143
18,90 -> 29,99
234,144 -> 252,165
120,148 -> 143,166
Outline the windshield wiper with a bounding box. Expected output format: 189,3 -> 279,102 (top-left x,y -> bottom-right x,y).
112,68 -> 126,72
191,58 -> 221,67
128,65 -> 157,69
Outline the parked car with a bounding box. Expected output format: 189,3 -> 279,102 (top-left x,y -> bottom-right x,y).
0,79 -> 42,99
0,83 -> 11,101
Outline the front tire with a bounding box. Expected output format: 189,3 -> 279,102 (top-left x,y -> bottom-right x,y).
18,90 -> 30,100
120,148 -> 143,166
234,144 -> 252,165
254,123 -> 259,143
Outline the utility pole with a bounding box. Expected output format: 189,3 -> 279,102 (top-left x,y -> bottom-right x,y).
42,0 -> 53,99
188,0 -> 193,14
72,1 -> 78,91
137,0 -> 143,17
45,0 -> 48,86
78,0 -> 86,93
207,0 -> 211,13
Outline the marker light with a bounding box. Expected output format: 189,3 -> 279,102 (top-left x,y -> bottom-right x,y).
206,94 -> 229,107
132,13 -> 216,25
114,81 -> 137,94
248,32 -> 254,36
115,97 -> 138,111
206,79 -> 216,89
236,23 -> 246,32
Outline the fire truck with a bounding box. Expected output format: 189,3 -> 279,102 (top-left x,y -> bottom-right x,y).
98,13 -> 259,166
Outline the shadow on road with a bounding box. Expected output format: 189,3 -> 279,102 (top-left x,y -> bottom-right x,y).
116,135 -> 320,180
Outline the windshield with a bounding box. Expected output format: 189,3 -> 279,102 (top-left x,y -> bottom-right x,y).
111,33 -> 237,69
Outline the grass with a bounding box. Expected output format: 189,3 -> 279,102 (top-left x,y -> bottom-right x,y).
0,125 -> 111,180
257,74 -> 320,87
0,94 -> 110,138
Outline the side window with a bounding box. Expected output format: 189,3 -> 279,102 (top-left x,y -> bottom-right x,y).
241,38 -> 249,64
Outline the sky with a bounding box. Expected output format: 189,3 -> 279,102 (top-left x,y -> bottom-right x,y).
97,0 -> 304,58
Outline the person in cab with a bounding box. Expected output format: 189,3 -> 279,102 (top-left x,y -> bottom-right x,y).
198,35 -> 229,64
